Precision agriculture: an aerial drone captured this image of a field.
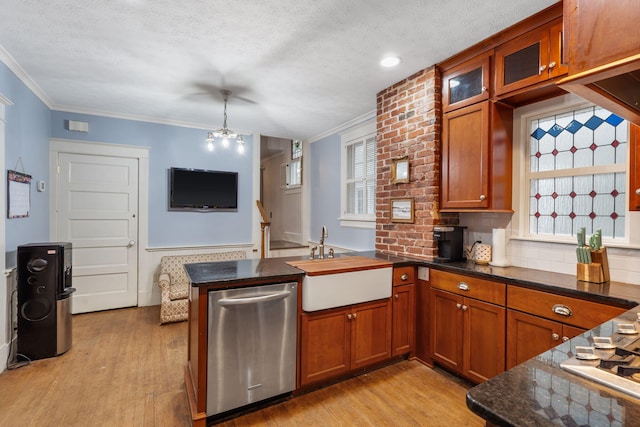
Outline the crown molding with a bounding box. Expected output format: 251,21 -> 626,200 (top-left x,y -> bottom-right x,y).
0,44 -> 53,108
307,109 -> 376,143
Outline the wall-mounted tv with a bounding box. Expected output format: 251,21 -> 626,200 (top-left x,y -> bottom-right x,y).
169,167 -> 238,211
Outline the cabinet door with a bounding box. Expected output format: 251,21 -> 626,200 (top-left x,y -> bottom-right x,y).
392,284 -> 415,356
548,21 -> 568,79
300,308 -> 351,385
564,0 -> 640,74
442,53 -> 490,112
430,288 -> 463,372
463,298 -> 506,383
506,310 -> 561,369
351,299 -> 392,370
631,124 -> 640,211
495,27 -> 549,95
441,102 -> 490,209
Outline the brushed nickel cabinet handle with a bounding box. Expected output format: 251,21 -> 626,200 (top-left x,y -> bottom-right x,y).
552,333 -> 560,341
548,61 -> 557,69
458,282 -> 469,291
456,303 -> 462,309
347,314 -> 352,320
636,188 -> 640,196
353,313 -> 357,319
394,294 -> 399,300
539,64 -> 547,73
479,194 -> 486,201
462,305 -> 468,311
552,304 -> 573,317
562,336 -> 569,342
400,273 -> 409,281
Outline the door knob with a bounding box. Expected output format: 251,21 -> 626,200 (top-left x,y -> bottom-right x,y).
479,194 -> 486,201
127,240 -> 136,247
552,333 -> 560,341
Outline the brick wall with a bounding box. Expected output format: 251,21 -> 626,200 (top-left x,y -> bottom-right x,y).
375,66 -> 457,258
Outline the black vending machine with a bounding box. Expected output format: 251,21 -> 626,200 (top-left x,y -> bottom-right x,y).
17,242 -> 76,360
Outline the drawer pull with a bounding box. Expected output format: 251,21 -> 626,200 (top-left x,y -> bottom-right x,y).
458,282 -> 470,291
552,304 -> 573,317
552,333 -> 560,341
562,336 -> 570,342
400,273 -> 409,281
456,303 -> 462,309
461,305 -> 468,311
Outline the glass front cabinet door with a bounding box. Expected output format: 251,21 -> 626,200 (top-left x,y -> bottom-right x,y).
494,18 -> 566,96
442,52 -> 490,112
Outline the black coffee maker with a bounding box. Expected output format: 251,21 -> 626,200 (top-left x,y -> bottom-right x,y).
434,226 -> 465,262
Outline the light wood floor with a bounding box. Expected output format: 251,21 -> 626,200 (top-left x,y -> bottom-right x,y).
0,306 -> 484,427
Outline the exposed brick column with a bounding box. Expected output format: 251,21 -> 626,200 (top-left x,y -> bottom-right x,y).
375,66 -> 455,259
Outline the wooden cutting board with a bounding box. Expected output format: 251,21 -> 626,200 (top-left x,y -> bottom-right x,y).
286,256 -> 392,276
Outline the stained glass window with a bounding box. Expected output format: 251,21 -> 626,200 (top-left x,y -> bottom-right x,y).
528,105 -> 627,239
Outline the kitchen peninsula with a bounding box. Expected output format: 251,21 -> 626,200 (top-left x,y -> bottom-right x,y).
182,251 -> 640,427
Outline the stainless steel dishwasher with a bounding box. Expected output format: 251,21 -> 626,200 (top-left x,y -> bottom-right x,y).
207,281 -> 298,416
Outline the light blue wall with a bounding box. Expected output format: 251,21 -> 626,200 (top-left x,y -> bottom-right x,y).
1,62 -> 51,264
309,133 -> 375,251
50,111 -> 254,247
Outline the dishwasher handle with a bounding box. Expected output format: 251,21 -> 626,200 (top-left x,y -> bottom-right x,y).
218,290 -> 292,306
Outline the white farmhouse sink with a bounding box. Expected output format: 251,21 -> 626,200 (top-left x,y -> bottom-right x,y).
301,267 -> 392,312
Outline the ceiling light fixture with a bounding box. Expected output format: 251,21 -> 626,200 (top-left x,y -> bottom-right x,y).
206,89 -> 244,153
380,55 -> 402,68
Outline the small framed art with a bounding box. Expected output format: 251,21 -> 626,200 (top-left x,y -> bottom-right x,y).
391,156 -> 409,184
390,197 -> 414,223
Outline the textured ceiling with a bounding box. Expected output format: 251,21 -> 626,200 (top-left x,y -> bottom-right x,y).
0,0 -> 557,140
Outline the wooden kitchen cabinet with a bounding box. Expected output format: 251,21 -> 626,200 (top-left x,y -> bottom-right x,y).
506,310 -> 585,369
506,286 -> 627,369
563,0 -> 640,75
441,101 -> 513,211
494,18 -> 567,97
299,298 -> 391,386
442,52 -> 490,112
392,266 -> 416,357
430,270 -> 506,383
630,124 -> 640,211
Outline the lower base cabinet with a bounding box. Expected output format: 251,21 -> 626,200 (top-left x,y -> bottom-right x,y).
299,299 -> 391,386
506,310 -> 585,369
431,288 -> 506,383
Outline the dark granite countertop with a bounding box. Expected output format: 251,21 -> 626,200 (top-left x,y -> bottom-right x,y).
184,257 -> 305,288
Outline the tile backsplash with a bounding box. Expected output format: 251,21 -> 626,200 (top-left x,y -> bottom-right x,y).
460,212 -> 640,286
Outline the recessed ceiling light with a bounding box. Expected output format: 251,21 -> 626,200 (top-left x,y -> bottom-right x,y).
380,56 -> 402,68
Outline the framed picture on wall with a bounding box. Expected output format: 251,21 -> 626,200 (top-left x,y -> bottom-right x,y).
391,156 -> 409,184
390,197 -> 414,223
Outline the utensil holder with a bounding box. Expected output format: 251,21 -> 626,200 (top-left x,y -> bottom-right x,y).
577,247 -> 610,283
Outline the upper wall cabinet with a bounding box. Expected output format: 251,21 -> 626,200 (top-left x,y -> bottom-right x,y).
558,0 -> 640,126
442,53 -> 491,113
494,18 -> 567,97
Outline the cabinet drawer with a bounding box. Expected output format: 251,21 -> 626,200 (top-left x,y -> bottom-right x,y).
393,266 -> 415,286
430,270 -> 505,306
507,286 -> 627,330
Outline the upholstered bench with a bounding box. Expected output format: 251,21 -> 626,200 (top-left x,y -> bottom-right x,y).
157,251 -> 247,324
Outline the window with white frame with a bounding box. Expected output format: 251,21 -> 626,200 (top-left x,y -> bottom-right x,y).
524,103 -> 627,240
340,120 -> 377,228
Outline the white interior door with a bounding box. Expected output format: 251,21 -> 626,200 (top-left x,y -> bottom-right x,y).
56,153 -> 139,313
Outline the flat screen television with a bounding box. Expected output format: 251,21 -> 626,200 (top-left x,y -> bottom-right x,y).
169,167 -> 238,211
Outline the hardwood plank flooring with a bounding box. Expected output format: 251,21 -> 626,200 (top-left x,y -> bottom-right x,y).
0,306 -> 483,426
